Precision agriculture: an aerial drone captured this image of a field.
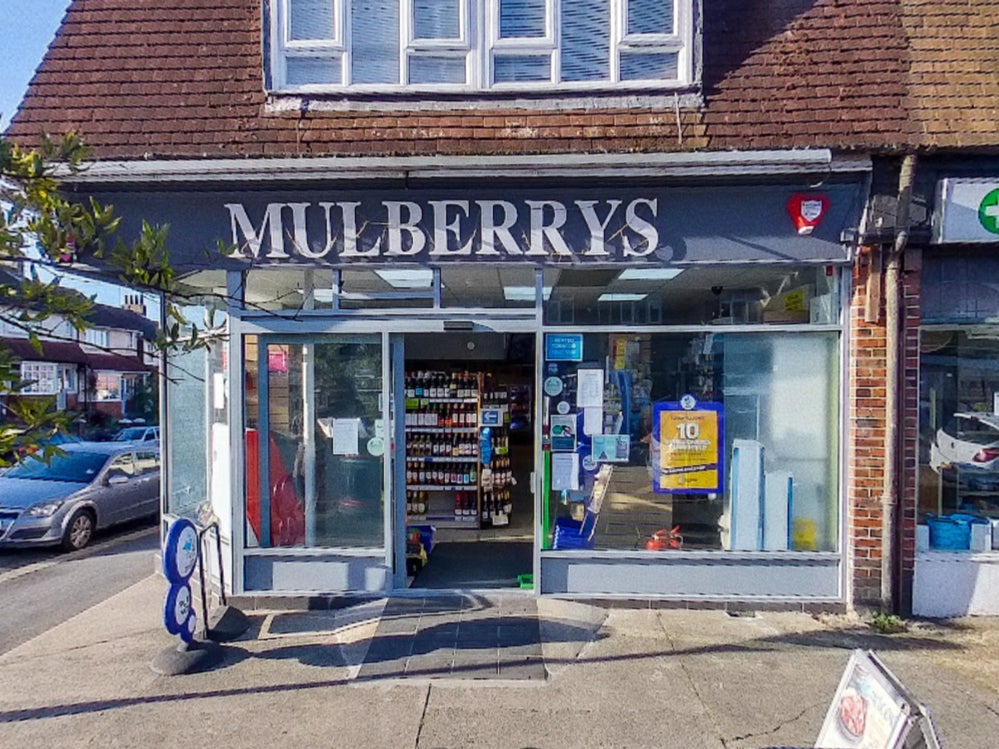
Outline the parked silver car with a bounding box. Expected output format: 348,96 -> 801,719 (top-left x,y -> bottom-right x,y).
0,442 -> 160,551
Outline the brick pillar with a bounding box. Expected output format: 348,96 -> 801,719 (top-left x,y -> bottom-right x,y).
849,247 -> 888,608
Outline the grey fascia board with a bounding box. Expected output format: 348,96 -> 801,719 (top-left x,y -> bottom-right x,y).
56,150 -> 868,185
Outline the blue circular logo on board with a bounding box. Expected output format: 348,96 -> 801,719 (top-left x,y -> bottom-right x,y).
163,518 -> 199,585
164,582 -> 193,635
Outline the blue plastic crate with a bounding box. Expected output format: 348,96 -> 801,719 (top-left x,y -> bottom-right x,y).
925,513 -> 989,550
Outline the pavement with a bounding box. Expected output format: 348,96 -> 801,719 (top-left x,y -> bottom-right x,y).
2,575 -> 999,749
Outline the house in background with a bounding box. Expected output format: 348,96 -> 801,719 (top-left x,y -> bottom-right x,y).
0,267 -> 157,426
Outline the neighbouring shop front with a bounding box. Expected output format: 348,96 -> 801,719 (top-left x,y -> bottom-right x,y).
79,160 -> 866,602
913,174 -> 999,616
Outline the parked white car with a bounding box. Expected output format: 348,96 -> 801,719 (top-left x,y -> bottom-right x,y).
929,412 -> 999,473
113,425 -> 160,446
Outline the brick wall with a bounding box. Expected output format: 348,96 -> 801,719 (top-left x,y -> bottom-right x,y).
848,246 -> 921,611
849,248 -> 888,607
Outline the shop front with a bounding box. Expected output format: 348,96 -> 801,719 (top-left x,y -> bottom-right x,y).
913,173 -> 999,616
82,160 -> 865,603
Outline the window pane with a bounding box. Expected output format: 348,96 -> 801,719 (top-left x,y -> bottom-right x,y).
409,55 -> 466,84
413,0 -> 460,39
542,331 -> 839,553
247,337 -> 384,549
351,0 -> 400,84
290,0 -> 336,40
245,268 -> 335,311
619,50 -> 678,80
544,266 -> 839,327
494,54 -> 550,82
441,266 -> 539,308
919,329 -> 999,526
166,346 -> 209,520
286,56 -> 343,85
499,0 -> 546,38
560,0 -> 609,82
627,0 -> 673,35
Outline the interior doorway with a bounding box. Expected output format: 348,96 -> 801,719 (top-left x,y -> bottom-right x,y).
401,331 -> 536,590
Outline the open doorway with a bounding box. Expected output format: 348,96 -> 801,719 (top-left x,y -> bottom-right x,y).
402,331 -> 535,589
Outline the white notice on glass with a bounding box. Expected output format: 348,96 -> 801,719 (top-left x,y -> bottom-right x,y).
583,406 -> 602,436
577,368 -> 604,410
332,418 -> 361,456
551,453 -> 580,491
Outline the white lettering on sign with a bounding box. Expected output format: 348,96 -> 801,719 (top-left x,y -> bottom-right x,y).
224,197 -> 661,262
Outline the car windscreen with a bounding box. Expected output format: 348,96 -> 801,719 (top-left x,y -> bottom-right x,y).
4,452 -> 109,482
114,428 -> 146,441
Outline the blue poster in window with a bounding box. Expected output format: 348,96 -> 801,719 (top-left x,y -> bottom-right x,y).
545,334 -> 584,362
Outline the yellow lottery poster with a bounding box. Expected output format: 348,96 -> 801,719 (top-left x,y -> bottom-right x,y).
653,396 -> 724,494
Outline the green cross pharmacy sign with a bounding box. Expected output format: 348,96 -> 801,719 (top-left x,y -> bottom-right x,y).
980,188 -> 999,235
936,179 -> 999,243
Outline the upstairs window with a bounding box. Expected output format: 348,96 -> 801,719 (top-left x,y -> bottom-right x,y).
272,0 -> 692,92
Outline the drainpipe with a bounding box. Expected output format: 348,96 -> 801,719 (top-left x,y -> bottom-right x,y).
881,153 -> 917,612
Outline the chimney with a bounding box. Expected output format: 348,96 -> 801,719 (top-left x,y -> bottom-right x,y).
122,294 -> 147,316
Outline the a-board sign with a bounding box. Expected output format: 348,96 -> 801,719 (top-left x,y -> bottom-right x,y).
815,650 -> 941,749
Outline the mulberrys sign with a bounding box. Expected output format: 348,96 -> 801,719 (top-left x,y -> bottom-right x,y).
224,197 -> 661,261
78,182 -> 862,271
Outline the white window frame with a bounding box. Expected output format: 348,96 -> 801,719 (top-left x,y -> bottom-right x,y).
404,0 -> 472,88
93,371 -> 123,402
20,362 -> 59,395
84,327 -> 110,348
59,365 -> 77,393
270,0 -> 693,93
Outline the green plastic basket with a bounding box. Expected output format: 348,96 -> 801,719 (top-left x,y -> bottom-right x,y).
518,573 -> 534,590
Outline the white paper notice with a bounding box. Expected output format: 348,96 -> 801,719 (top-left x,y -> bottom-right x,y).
577,368 -> 604,410
583,406 -> 602,436
332,418 -> 361,455
551,453 -> 580,491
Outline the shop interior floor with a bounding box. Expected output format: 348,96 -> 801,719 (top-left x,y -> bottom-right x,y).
411,541 -> 533,589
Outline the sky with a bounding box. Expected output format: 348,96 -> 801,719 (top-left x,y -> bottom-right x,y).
0,0 -> 70,131
1,0 -> 160,320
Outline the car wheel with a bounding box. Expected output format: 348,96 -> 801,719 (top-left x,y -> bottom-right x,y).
62,510 -> 95,551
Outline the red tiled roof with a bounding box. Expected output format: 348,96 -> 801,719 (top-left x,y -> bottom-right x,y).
6,0 -> 998,159
1,337 -> 149,372
85,352 -> 151,373
1,338 -> 90,365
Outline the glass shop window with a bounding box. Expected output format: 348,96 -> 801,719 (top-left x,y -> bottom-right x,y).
543,265 -> 841,327
918,328 -> 999,524
542,331 -> 840,553
243,334 -> 385,550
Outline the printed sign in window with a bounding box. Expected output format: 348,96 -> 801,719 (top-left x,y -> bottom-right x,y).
653,397 -> 724,494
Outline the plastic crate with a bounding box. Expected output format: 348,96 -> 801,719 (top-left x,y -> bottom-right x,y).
925,513 -> 989,550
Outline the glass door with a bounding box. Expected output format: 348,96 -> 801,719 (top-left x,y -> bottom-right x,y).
246,334 -> 388,551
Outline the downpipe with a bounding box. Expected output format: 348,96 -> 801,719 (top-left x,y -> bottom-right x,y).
881,153 -> 917,612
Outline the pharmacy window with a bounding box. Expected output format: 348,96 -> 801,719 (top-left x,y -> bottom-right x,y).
272,0 -> 692,92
